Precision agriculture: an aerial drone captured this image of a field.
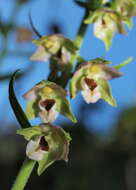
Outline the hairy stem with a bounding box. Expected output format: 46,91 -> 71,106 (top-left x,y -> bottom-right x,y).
11,158 -> 36,190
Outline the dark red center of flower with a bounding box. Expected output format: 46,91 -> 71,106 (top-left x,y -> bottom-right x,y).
39,136 -> 49,151
102,18 -> 107,28
56,48 -> 62,58
40,99 -> 55,111
84,78 -> 97,91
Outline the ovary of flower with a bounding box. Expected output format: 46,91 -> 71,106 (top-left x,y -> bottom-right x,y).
81,78 -> 101,103
26,136 -> 48,161
30,46 -> 51,62
38,99 -> 59,123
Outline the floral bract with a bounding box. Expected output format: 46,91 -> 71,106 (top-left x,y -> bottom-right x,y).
23,80 -> 77,123
17,123 -> 71,175
30,34 -> 78,66
70,58 -> 122,106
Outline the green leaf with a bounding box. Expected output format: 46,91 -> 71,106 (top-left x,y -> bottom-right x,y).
29,12 -> 42,38
9,70 -> 31,128
98,79 -> 117,106
113,57 -> 133,70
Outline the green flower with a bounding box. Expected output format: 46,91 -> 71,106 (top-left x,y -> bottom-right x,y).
17,124 -> 71,175
114,0 -> 136,18
84,8 -> 126,50
23,80 -> 77,123
70,58 -> 122,106
30,34 -> 77,65
112,0 -> 136,28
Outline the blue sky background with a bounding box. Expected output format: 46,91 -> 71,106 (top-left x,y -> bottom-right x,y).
0,0 -> 136,135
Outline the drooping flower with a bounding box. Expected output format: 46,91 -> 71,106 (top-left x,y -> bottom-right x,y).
114,0 -> 136,18
23,80 -> 77,123
70,58 -> 123,106
30,34 -> 77,66
84,8 -> 126,50
17,123 -> 71,175
112,0 -> 136,28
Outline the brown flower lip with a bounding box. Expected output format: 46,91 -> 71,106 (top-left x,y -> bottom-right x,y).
40,99 -> 55,111
39,136 -> 49,151
84,78 -> 97,91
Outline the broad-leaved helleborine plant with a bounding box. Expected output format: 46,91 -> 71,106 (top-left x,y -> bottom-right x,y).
9,0 -> 135,189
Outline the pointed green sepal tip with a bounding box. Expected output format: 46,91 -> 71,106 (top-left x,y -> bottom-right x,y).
113,57 -> 133,70
98,80 -> 117,107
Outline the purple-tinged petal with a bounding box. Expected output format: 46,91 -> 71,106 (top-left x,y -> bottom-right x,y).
101,65 -> 123,80
23,83 -> 44,100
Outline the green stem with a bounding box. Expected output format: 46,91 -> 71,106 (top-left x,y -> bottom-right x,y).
11,158 -> 36,190
74,11 -> 89,49
58,10 -> 89,88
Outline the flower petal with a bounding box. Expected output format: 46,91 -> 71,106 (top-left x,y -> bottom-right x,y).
30,46 -> 51,62
26,138 -> 47,161
39,109 -> 59,123
101,65 -> 123,80
81,87 -> 101,103
38,99 -> 59,123
23,82 -> 44,100
61,47 -> 71,64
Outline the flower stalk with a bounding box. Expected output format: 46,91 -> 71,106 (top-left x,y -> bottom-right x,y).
11,159 -> 36,190
52,10 -> 89,88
